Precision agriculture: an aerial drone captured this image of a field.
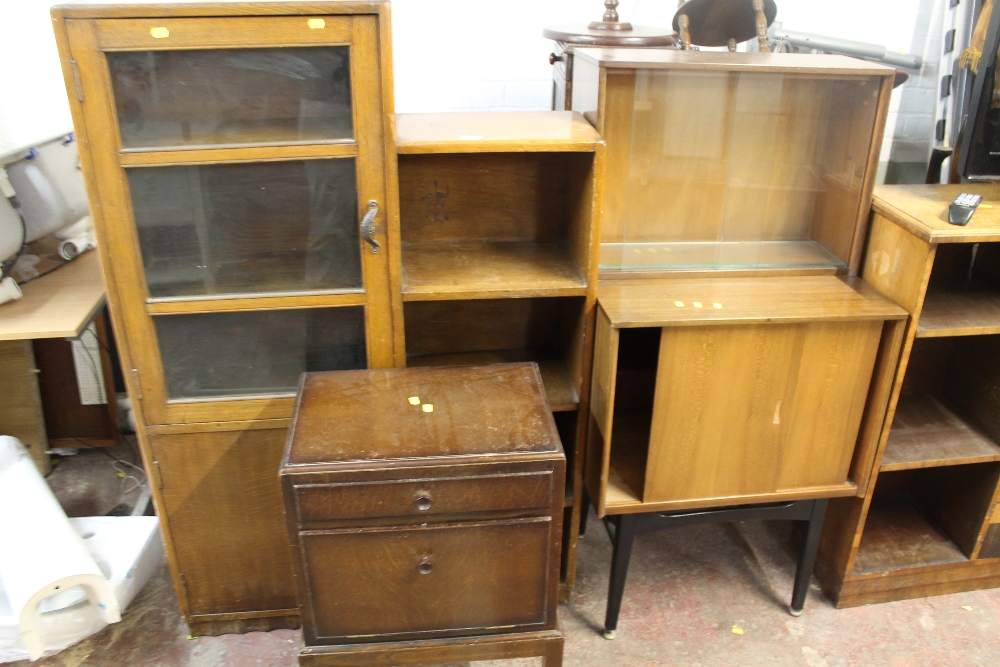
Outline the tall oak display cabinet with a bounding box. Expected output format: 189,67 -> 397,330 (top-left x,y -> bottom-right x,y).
52,1 -> 399,635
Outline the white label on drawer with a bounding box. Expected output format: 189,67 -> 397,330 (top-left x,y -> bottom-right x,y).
408,396 -> 421,405
422,404 -> 434,413
308,18 -> 326,29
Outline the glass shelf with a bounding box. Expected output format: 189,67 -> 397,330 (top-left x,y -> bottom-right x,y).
599,240 -> 846,271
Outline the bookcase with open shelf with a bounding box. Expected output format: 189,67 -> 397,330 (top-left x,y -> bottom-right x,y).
394,110 -> 604,596
817,185 -> 1000,607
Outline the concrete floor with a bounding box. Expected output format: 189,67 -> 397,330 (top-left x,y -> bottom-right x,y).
10,496 -> 1000,667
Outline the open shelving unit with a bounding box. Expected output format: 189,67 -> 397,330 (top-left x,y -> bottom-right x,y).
395,111 -> 604,596
817,185 -> 1000,608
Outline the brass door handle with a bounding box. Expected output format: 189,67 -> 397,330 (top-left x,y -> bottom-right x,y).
360,200 -> 380,253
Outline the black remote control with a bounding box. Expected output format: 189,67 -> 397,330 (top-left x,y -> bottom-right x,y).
948,192 -> 983,226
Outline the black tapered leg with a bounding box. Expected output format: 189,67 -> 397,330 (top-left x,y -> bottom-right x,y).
579,487 -> 591,537
789,498 -> 829,616
603,514 -> 639,639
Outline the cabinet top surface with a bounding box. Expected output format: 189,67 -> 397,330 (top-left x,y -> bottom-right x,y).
597,275 -> 906,328
574,48 -> 895,76
396,111 -> 602,154
51,0 -> 385,19
873,184 -> 1000,243
284,363 -> 562,468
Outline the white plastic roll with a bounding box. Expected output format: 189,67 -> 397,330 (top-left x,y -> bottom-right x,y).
0,437 -> 119,660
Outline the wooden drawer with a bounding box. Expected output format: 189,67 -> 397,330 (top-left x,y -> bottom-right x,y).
300,518 -> 554,642
294,471 -> 553,524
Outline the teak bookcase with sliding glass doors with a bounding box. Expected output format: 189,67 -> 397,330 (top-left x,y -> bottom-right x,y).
571,50 -> 909,627
52,1 -> 398,635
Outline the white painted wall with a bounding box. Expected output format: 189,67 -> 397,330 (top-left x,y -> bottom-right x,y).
0,0 -> 73,157
391,0 -> 923,112
0,0 -> 924,151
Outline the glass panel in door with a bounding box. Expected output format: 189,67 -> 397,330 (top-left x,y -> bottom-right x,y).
154,306 -> 367,400
107,47 -> 353,149
128,159 -> 361,299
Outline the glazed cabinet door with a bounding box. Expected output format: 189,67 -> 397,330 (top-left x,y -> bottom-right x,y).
64,14 -> 394,424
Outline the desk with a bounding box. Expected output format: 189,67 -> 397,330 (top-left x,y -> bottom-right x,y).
0,251 -> 107,473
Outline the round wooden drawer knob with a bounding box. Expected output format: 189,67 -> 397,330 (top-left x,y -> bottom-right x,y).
416,493 -> 432,511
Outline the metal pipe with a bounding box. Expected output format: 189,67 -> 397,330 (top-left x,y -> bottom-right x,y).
771,25 -> 923,70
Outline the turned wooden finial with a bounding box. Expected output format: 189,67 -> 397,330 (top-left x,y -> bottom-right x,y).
602,0 -> 621,22
589,0 -> 634,31
678,14 -> 692,50
753,0 -> 771,52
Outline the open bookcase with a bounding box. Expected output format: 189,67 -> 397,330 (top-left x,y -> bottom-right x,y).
395,111 -> 604,596
816,185 -> 1000,607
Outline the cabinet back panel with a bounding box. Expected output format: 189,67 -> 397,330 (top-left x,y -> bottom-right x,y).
618,73 -> 878,254
404,298 -> 581,357
398,154 -> 569,244
942,335 -> 1000,444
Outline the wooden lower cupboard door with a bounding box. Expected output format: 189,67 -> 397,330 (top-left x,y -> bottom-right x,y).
644,320 -> 884,503
149,428 -> 297,622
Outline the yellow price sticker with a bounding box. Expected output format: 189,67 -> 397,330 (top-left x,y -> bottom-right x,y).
307,18 -> 326,29
150,27 -> 169,38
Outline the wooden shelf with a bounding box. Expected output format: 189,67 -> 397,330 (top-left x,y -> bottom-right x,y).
402,243 -> 586,301
396,111 -> 602,154
406,351 -> 579,412
852,494 -> 967,576
597,275 -> 907,328
881,395 -> 1000,471
917,286 -> 1000,338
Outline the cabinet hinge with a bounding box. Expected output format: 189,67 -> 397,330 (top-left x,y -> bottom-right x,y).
131,368 -> 143,400
178,572 -> 190,600
152,460 -> 164,490
70,59 -> 84,102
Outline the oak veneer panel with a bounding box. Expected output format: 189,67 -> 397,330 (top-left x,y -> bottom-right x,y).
872,184 -> 1000,244
302,519 -> 552,641
574,48 -> 894,75
295,472 -> 553,525
407,352 -> 578,412
881,395 -> 1000,471
396,111 -> 601,154
285,364 -> 556,466
93,16 -> 356,50
981,524 -> 1000,559
861,211 -> 935,315
53,2 -> 386,19
401,242 -> 585,300
915,463 -> 1000,559
149,428 -> 297,616
598,275 -> 906,328
642,320 -> 882,503
852,495 -> 967,576
917,286 -> 1000,337
837,558 -> 1000,607
941,335 -> 1000,446
398,153 -> 569,245
0,341 -> 50,473
298,630 -> 564,667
